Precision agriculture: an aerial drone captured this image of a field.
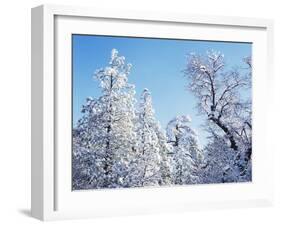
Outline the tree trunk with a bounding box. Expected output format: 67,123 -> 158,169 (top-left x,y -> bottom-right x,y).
104,74 -> 114,186
209,117 -> 238,151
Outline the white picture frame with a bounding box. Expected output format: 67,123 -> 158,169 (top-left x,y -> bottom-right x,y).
31,4 -> 274,221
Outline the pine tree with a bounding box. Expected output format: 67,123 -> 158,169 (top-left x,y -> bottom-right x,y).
133,89 -> 162,186
155,127 -> 173,186
73,49 -> 138,189
166,115 -> 203,185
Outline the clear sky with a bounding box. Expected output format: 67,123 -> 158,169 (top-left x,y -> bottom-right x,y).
72,35 -> 251,146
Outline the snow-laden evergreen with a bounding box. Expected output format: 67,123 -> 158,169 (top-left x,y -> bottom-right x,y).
132,89 -> 172,186
73,49 -> 138,189
166,116 -> 203,184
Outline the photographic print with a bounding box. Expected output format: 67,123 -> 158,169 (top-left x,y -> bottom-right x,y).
72,35 -> 252,190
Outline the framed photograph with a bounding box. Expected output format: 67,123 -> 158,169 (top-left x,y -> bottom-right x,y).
31,4 -> 274,221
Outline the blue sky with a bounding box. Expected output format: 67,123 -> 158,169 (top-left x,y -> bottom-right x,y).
72,35 -> 251,146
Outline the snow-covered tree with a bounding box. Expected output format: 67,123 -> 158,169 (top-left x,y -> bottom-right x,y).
132,89 -> 172,186
166,115 -> 203,185
72,98 -> 109,189
155,125 -> 173,186
72,128 -> 97,190
73,49 -> 138,189
199,136 -> 240,183
184,50 -> 252,180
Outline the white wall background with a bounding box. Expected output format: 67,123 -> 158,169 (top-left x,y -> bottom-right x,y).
0,0 -> 280,225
